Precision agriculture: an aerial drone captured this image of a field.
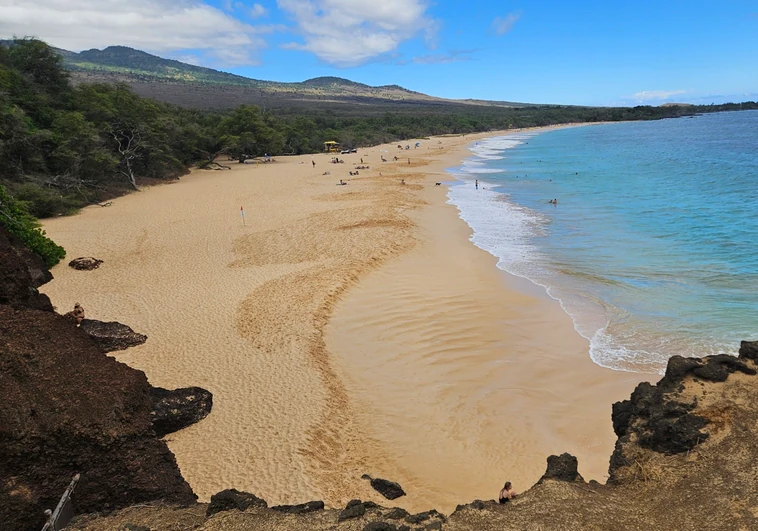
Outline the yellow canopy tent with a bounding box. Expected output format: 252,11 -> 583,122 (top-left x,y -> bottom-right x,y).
324,141 -> 341,153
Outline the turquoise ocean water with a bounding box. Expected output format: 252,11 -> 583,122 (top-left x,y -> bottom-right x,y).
447,111 -> 758,373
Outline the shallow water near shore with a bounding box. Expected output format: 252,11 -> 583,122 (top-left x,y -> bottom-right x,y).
449,111 -> 758,373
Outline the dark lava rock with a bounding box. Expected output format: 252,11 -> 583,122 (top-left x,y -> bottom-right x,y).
606,351 -> 758,480
406,510 -> 444,524
539,453 -> 584,483
150,386 -> 213,437
206,489 -> 267,517
610,355 -> 729,459
123,525 -> 151,531
385,507 -> 410,520
739,340 -> 758,361
271,500 -> 324,514
0,227 -> 53,311
69,256 -> 104,271
661,354 -> 755,387
0,305 -> 195,531
363,475 -> 406,500
453,499 -> 490,513
363,523 -> 398,531
424,522 -> 443,531
0,226 -> 198,531
79,319 -> 148,352
339,500 -> 366,521
363,501 -> 380,509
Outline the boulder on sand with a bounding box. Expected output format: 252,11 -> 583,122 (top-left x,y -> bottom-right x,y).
68,257 -> 104,270
361,474 -> 406,500
150,386 -> 213,437
79,319 -> 147,352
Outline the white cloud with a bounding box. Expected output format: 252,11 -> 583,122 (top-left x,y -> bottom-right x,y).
633,90 -> 687,102
492,11 -> 521,36
277,0 -> 439,67
0,0 -> 269,66
250,3 -> 268,18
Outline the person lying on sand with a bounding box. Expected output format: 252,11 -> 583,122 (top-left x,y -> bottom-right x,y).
499,481 -> 517,504
337,179 -> 347,186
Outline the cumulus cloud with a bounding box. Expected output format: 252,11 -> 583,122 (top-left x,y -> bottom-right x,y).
277,0 -> 439,67
0,0 -> 269,66
250,3 -> 268,18
492,11 -> 521,36
633,90 -> 687,102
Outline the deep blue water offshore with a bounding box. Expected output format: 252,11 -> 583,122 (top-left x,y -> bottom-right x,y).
447,111 -> 758,373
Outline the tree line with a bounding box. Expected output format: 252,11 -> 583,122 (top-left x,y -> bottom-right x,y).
1,38 -> 756,266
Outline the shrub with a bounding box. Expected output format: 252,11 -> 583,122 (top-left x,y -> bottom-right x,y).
14,183 -> 83,218
0,185 -> 66,267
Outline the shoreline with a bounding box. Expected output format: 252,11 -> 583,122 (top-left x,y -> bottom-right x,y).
324,126 -> 644,512
40,125 -> 643,514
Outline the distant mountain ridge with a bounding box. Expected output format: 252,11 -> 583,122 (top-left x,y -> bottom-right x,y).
47,44 -> 527,110
60,46 -> 441,99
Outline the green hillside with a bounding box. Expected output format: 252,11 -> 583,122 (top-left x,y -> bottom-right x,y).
64,45 -> 265,86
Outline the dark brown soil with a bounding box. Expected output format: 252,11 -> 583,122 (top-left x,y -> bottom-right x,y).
0,227 -> 196,531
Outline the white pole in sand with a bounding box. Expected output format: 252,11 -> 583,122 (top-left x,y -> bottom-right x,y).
240,206 -> 246,226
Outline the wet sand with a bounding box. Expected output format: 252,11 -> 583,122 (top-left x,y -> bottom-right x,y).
41,128 -> 645,514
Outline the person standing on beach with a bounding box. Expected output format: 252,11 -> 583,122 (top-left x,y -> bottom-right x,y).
475,179 -> 479,190
312,160 -> 315,168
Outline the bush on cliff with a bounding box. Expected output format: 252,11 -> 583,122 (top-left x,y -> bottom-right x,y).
0,185 -> 65,266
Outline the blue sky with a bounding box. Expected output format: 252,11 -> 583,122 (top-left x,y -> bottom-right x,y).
2,0 -> 757,106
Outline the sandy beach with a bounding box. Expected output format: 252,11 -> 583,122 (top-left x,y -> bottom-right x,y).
41,128 -> 645,514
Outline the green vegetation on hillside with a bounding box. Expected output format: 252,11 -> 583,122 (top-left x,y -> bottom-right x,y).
1,38 -> 757,227
0,185 -> 65,266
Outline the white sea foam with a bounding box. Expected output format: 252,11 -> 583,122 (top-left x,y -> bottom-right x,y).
446,179 -> 550,287
447,134 -> 640,373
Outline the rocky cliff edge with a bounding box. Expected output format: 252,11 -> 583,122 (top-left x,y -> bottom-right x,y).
0,227 -> 210,531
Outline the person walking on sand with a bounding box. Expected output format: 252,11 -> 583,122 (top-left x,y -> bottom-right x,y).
475,179 -> 479,190
499,482 -> 517,504
312,160 -> 316,168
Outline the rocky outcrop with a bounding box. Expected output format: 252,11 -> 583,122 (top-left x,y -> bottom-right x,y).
362,474 -> 406,500
739,339 -> 758,361
68,257 -> 104,270
0,306 -> 196,531
206,489 -> 267,517
338,499 -> 367,521
609,352 -> 758,476
79,318 -> 148,352
0,227 -> 53,310
271,500 -> 325,514
538,453 -> 584,483
405,509 -> 446,525
150,386 -> 213,438
0,227 -> 198,531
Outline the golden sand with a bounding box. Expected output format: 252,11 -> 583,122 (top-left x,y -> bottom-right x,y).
42,129 -> 646,514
